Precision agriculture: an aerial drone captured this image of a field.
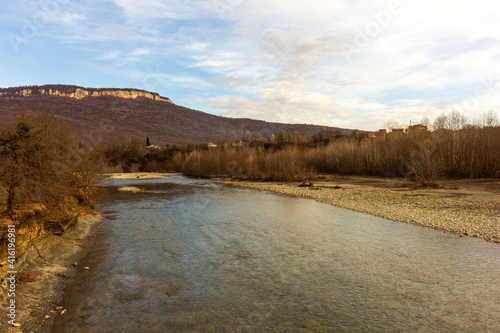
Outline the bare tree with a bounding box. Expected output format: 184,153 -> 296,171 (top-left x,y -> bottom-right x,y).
408,139 -> 442,185
1,116 -> 103,218
0,119 -> 48,216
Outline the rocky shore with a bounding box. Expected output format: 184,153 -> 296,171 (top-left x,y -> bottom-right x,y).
227,177 -> 500,243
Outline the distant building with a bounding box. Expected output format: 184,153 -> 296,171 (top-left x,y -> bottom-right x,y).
369,129 -> 386,138
375,125 -> 428,139
408,124 -> 428,133
207,143 -> 217,148
390,128 -> 405,135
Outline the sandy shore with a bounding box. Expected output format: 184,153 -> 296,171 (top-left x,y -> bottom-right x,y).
0,213 -> 103,333
227,176 -> 500,243
105,172 -> 179,179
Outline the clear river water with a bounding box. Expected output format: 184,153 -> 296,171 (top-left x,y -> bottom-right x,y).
51,176 -> 500,332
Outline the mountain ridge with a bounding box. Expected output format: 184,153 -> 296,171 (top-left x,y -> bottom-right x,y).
0,84 -> 354,145
0,84 -> 172,103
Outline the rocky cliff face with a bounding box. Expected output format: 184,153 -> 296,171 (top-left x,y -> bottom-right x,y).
0,85 -> 172,103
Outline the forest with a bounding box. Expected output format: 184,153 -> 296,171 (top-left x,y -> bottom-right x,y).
102,111 -> 500,184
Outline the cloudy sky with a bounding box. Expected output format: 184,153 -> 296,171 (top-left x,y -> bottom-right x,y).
1,0 -> 499,130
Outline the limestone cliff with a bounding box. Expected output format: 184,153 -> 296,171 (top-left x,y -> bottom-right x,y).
0,85 -> 172,103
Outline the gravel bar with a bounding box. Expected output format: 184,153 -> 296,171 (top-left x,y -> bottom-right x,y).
227,178 -> 500,244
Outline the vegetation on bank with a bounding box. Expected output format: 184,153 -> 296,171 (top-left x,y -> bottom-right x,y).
3,110 -> 495,222
0,110 -> 498,269
0,115 -> 103,272
102,111 -> 500,185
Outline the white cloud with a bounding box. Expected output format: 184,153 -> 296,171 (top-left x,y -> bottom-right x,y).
126,70 -> 212,91
109,0 -> 198,20
94,23 -> 142,41
210,76 -> 251,89
198,0 -> 500,130
190,51 -> 245,73
108,0 -> 227,21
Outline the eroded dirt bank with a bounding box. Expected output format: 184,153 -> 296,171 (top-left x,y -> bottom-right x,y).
1,213 -> 103,333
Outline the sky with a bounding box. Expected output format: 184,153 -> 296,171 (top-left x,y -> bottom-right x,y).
1,0 -> 499,131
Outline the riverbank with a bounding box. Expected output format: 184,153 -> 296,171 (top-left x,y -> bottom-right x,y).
226,176 -> 500,243
0,213 -> 103,333
105,172 -> 179,179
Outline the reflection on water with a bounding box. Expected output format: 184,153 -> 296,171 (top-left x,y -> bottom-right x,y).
52,177 -> 500,332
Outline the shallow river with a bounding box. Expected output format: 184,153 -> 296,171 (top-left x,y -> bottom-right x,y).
52,176 -> 500,332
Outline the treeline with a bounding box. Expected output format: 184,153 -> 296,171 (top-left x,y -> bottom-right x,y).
102,139 -> 202,173
100,111 -> 500,184
98,133 -> 299,174
99,128 -> 365,173
179,111 -> 500,183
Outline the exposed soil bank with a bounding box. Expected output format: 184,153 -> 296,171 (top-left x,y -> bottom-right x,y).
227,176 -> 500,244
0,213 -> 103,333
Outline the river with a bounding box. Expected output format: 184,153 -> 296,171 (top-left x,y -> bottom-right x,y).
51,176 -> 500,332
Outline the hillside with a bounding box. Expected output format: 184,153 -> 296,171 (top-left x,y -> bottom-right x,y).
0,85 -> 353,145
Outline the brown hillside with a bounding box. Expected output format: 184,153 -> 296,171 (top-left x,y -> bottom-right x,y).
0,85 -> 353,145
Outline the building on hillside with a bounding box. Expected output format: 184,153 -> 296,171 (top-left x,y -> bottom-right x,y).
207,143 -> 217,148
